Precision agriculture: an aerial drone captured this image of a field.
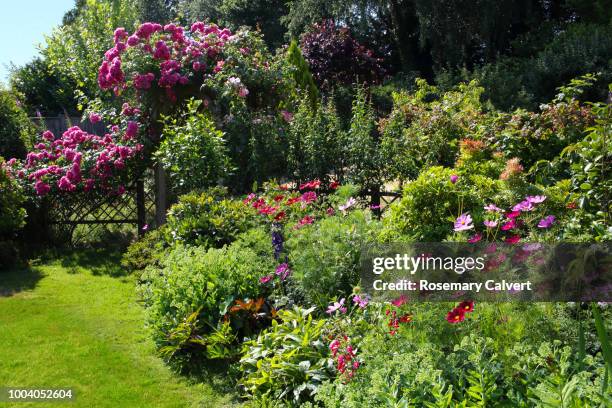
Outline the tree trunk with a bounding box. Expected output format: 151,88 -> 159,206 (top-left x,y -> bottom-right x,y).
154,164 -> 168,226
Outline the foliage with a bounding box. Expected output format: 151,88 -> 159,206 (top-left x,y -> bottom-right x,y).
285,40 -> 320,110
156,99 -> 231,195
121,229 -> 167,274
286,209 -> 378,308
300,21 -> 385,91
316,303 -> 610,407
164,187 -> 256,248
0,160 -> 26,239
239,306 -> 334,406
344,87 -> 382,190
0,89 -> 35,159
380,79 -> 489,183
287,98 -> 345,183
39,0 -> 139,112
141,240 -> 273,369
560,85 -> 612,241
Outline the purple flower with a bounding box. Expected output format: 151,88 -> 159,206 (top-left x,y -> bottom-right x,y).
326,298 -> 347,314
512,200 -> 534,212
454,213 -> 474,232
450,174 -> 459,184
142,224 -> 149,231
484,204 -> 503,213
260,275 -> 273,284
483,220 -> 498,228
272,230 -> 283,259
275,263 -> 291,280
537,215 -> 556,229
526,195 -> 546,204
352,294 -> 370,308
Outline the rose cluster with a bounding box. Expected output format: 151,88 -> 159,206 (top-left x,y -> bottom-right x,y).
98,21 -> 236,102
4,120 -> 143,197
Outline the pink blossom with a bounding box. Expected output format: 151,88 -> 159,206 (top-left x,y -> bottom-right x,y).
450,174 -> 458,184
454,213 -> 474,232
42,130 -> 54,141
483,220 -> 498,228
89,113 -> 101,124
34,180 -> 51,196
468,233 -> 482,243
537,215 -> 556,229
326,298 -> 347,314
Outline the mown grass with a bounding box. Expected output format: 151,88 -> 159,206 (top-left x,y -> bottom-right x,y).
0,251 -> 239,408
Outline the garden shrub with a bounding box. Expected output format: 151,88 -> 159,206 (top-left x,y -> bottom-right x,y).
287,97 -> 346,184
164,187 -> 256,248
0,159 -> 26,270
379,79 -> 492,183
286,209 -> 378,308
300,20 -> 385,91
156,99 -> 231,195
142,239 -> 274,369
0,89 -> 34,160
121,229 -> 167,274
239,306 -> 334,406
382,167 -> 498,241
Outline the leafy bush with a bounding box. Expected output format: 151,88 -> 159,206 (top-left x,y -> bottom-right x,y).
157,99 -> 231,195
121,229 -> 167,274
300,20 -> 385,91
0,90 -> 34,160
0,160 -> 26,239
239,306 -> 334,406
287,97 -> 346,183
164,187 -> 256,248
286,209 -> 378,308
141,239 -> 274,369
379,79 -> 491,183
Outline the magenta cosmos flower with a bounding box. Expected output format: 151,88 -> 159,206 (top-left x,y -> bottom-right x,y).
537,215 -> 556,229
454,213 -> 474,232
326,298 -> 347,314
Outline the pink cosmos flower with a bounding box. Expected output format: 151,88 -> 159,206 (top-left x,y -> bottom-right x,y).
339,197 -> 357,212
483,220 -> 498,228
300,191 -> 317,203
506,211 -> 520,218
352,294 -> 370,308
526,195 -> 546,204
260,275 -> 273,284
326,298 -> 347,314
275,263 -> 291,280
467,233 -> 482,243
512,200 -> 534,212
484,204 -> 503,212
537,215 -> 556,229
454,213 -> 474,232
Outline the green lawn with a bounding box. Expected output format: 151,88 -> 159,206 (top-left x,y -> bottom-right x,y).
0,251 -> 238,408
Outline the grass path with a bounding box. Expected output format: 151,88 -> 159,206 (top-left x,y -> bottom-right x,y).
0,253 -> 237,408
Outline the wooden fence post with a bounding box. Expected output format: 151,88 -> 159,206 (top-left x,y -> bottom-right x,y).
136,180 -> 146,235
154,164 -> 168,226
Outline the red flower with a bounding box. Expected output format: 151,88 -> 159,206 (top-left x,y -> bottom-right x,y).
399,314 -> 412,323
299,179 -> 321,190
273,194 -> 284,202
286,196 -> 301,206
457,301 -> 474,313
446,308 -> 466,324
258,205 -> 277,215
274,211 -> 286,221
506,211 -> 520,219
505,235 -> 521,244
330,181 -> 339,190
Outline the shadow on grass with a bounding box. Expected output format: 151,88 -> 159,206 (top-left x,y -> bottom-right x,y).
0,267 -> 45,297
58,248 -> 128,277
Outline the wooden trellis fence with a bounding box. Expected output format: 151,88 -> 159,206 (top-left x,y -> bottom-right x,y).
46,176 -> 156,246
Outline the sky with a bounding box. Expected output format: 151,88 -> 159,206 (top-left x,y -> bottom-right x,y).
0,0 -> 75,85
